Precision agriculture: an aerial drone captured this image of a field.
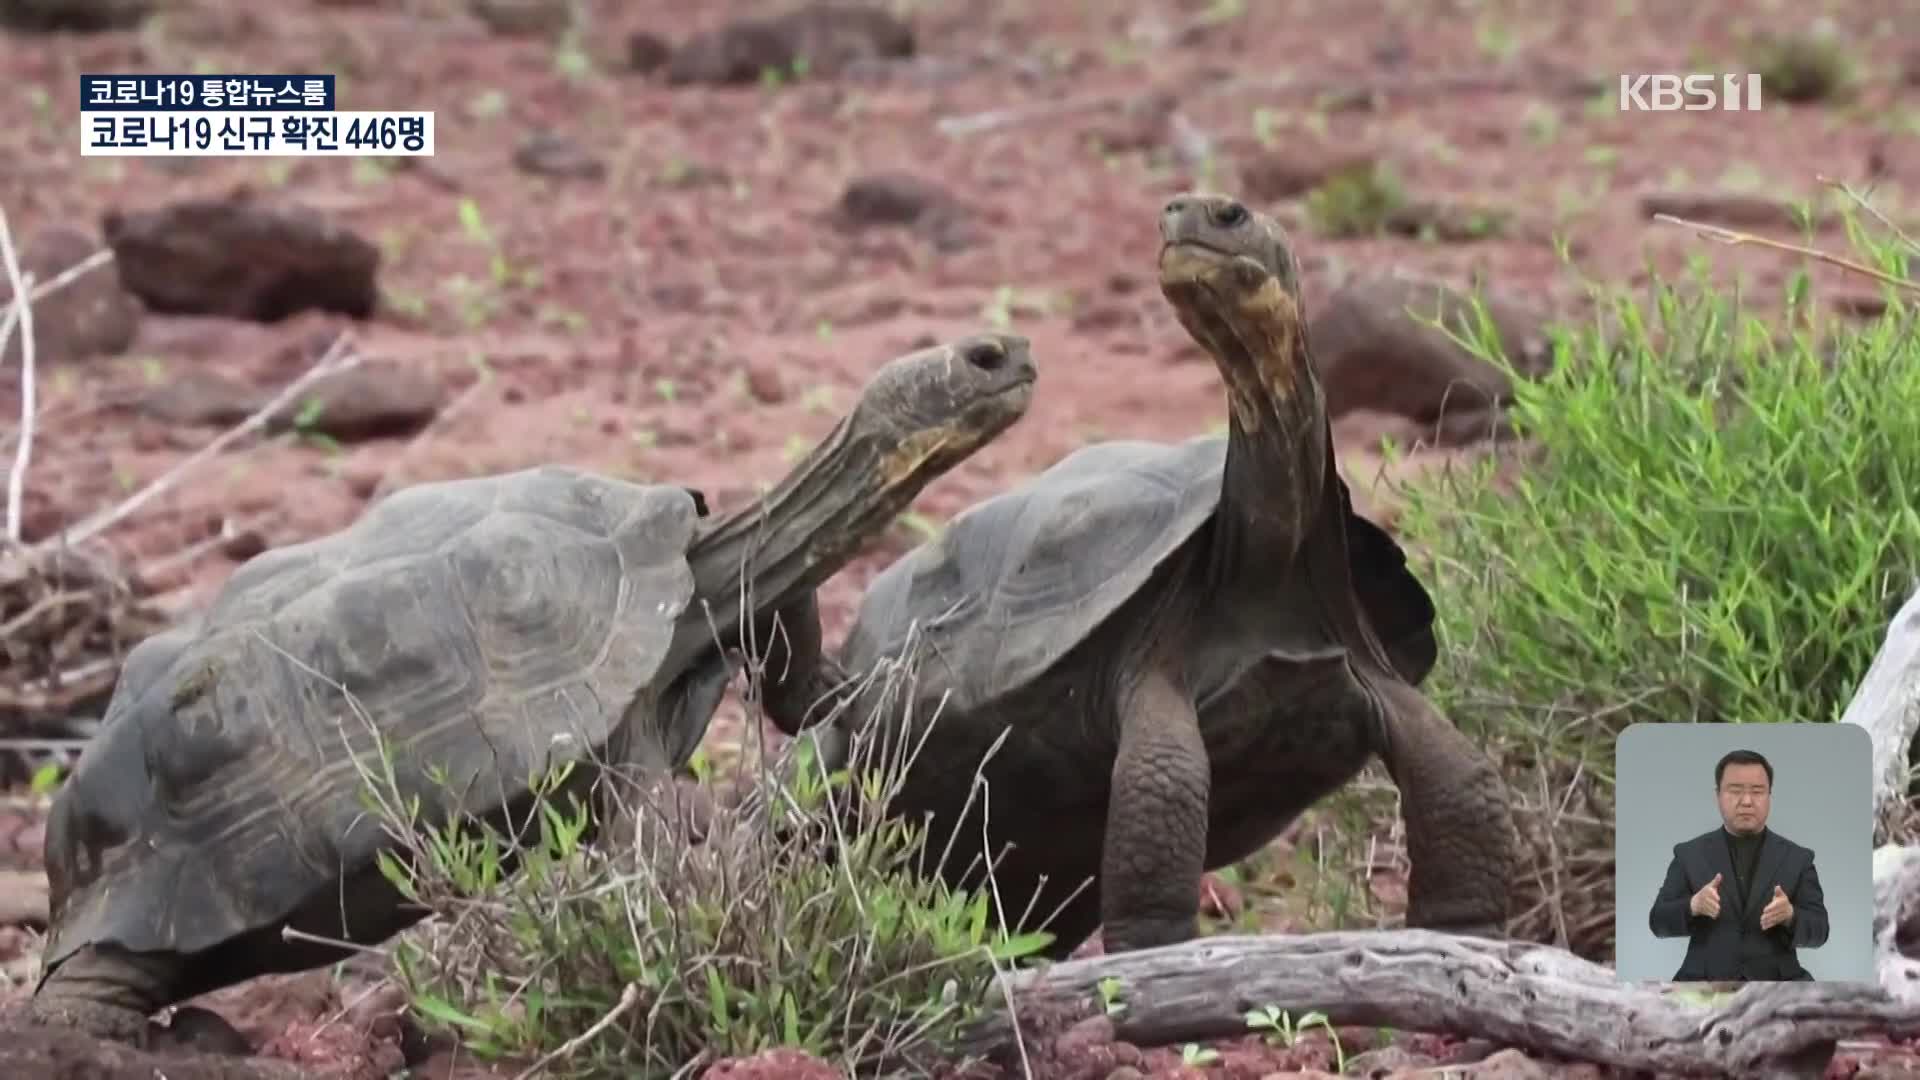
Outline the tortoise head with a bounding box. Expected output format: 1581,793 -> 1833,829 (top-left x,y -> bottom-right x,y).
1155,193 -> 1318,437
848,332 -> 1037,484
688,332 -> 1036,613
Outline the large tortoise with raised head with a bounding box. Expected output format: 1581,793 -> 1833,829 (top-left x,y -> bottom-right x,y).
16,332 -> 1038,1047
761,195 -> 1517,960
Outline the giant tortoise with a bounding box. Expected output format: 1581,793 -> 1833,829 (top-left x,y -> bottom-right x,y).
760,195 -> 1517,959
17,331 -> 1038,1045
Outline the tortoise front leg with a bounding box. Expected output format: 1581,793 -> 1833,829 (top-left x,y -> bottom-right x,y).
1368,676 -> 1517,937
22,944 -> 244,1051
751,592 -> 850,737
1100,664 -> 1211,954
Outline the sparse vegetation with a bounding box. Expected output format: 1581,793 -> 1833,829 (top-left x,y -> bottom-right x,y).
1303,160 -> 1410,238
364,648 -> 1051,1078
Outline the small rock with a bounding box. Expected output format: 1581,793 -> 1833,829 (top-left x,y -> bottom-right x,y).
1236,143 -> 1378,203
138,370 -> 264,427
0,870 -> 46,926
1308,273 -> 1554,435
1639,189 -> 1823,230
1072,302 -> 1136,334
700,1047 -> 842,1079
270,364 -> 444,441
1085,91 -> 1178,154
1829,291 -> 1889,320
666,2 -> 914,86
832,172 -> 976,249
1104,1068 -> 1146,1080
103,193 -> 380,322
743,363 -> 785,404
0,803 -> 45,870
835,172 -> 955,228
0,0 -> 151,31
1051,1014 -> 1116,1056
1459,1047 -> 1550,1079
1344,1044 -> 1438,1078
466,0 -> 569,36
140,364 -> 443,442
0,1023 -> 314,1079
1382,200 -> 1511,243
512,131 -> 607,181
220,525 -> 267,561
0,223 -> 140,367
628,29 -> 673,74
340,463 -> 384,499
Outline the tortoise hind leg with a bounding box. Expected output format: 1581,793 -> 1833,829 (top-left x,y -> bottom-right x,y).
1368,677 -> 1517,937
23,944 -> 244,1052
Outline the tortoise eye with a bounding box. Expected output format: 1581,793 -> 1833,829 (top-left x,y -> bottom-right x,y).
1211,201 -> 1248,228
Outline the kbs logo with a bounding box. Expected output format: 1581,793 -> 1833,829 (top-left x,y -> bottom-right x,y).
1618,74 -> 1763,111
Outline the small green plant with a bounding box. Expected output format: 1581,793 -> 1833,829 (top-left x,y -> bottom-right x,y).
1180,1043 -> 1221,1067
1303,161 -> 1408,238
1096,976 -> 1126,1017
1245,1005 -> 1347,1070
29,761 -> 63,794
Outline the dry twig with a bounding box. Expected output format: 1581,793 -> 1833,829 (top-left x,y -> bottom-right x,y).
21,331 -> 363,559
1653,213 -> 1920,295
0,206 -> 38,545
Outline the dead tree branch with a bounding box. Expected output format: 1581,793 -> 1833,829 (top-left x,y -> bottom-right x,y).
1840,584 -> 1920,841
1873,844 -> 1920,1006
961,929 -> 1917,1078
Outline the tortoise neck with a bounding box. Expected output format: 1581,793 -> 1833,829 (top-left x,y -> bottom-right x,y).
1198,296 -> 1329,569
675,411 -> 910,659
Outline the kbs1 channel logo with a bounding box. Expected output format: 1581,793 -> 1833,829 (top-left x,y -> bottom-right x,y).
1617,73 -> 1764,112
79,74 -> 435,157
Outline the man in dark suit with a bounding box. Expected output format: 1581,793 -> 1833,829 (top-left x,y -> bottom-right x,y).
1647,748 -> 1830,981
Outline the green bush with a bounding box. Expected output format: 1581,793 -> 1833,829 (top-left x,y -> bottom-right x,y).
1391,221 -> 1918,775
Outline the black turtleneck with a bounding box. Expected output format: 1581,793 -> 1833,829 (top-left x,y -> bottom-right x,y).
1723,826 -> 1765,908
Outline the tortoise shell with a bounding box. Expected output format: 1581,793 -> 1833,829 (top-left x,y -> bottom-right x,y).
839,433 -> 1436,715
42,465 -> 705,968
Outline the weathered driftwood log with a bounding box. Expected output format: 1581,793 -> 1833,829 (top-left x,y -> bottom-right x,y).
1873,843 -> 1920,1005
959,929 -> 1919,1078
1843,583 -> 1920,841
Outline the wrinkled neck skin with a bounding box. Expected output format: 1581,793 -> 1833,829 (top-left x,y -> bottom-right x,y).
1168,266 -> 1330,577
668,410 -> 952,668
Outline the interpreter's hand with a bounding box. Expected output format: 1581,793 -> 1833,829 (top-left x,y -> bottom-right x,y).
1689,872 -> 1723,918
1760,884 -> 1795,931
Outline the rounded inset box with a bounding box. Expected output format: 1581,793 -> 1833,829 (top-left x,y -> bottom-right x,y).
1614,721 -> 1874,984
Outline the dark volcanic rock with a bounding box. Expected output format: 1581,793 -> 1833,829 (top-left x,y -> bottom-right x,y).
101,194 -> 380,322
0,223 -> 140,367
0,0 -> 152,32
665,3 -> 914,86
